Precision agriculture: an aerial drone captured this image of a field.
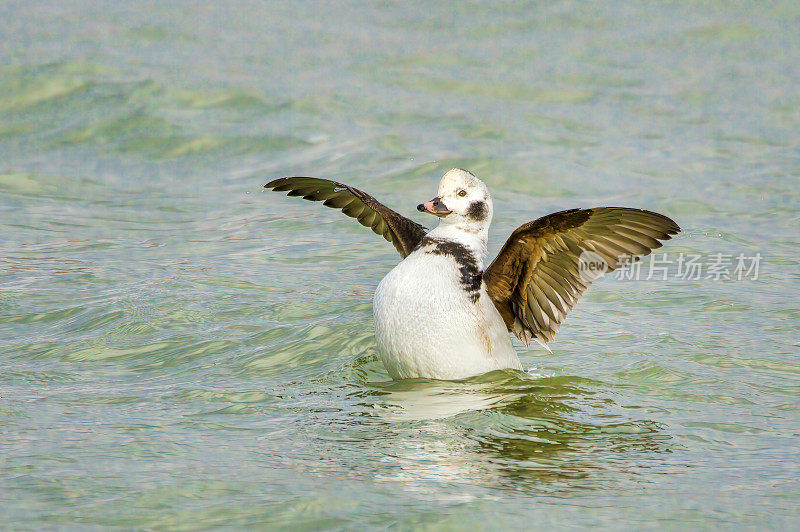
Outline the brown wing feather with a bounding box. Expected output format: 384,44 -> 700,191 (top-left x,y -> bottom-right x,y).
264,177 -> 427,258
484,207 -> 680,347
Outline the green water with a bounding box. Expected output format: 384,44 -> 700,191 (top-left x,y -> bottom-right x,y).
2,1 -> 799,529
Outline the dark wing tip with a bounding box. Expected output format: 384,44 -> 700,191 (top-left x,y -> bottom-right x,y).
651,212 -> 681,238
603,206 -> 681,237
264,178 -> 283,189
264,176 -> 298,189
642,208 -> 681,234
264,176 -> 350,192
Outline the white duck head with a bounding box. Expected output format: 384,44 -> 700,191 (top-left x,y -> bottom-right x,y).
417,168 -> 493,235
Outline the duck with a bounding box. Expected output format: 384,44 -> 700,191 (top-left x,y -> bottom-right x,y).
265,168 -> 679,380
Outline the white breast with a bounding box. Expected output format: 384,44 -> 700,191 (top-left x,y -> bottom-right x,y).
373,242 -> 522,380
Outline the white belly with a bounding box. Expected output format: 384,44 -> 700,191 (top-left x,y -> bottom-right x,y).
373,250 -> 522,380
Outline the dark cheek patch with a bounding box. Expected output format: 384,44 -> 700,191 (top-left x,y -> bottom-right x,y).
467,201 -> 488,221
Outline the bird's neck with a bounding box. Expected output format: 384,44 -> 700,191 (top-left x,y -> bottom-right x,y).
428,223 -> 489,267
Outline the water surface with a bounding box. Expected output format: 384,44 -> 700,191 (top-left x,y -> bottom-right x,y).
1,1 -> 799,529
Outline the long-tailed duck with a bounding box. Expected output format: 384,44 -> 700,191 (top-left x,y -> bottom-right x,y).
265,168 -> 679,380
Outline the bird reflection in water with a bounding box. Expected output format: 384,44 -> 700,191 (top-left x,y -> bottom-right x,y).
280,361 -> 670,494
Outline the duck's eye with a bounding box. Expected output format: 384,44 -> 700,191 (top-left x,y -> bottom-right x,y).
457,189 -> 467,197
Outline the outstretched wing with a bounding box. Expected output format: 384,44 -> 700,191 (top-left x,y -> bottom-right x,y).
264,177 -> 427,258
483,207 -> 680,348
